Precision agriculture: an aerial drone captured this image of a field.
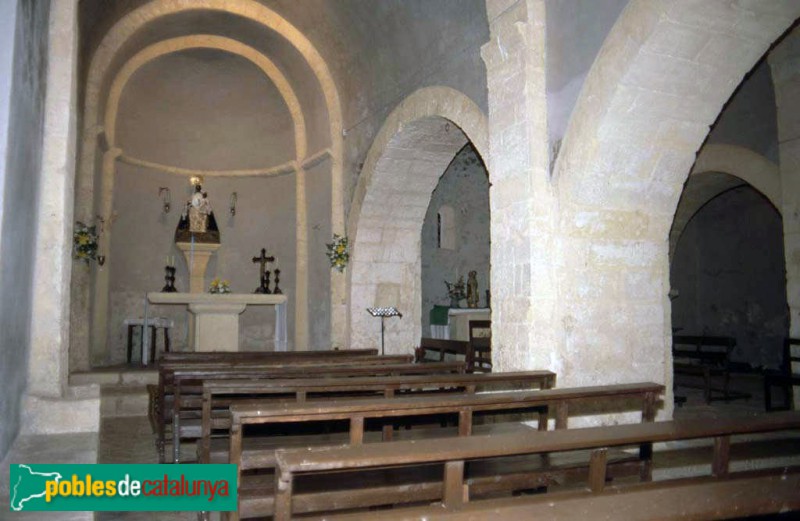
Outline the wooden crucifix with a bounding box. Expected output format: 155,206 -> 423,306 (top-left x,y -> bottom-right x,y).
252,248 -> 275,294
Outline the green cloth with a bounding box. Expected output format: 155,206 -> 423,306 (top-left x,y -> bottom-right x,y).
430,305 -> 450,326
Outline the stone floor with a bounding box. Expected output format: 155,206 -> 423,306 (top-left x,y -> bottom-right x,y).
2,372 -> 796,520
95,417 -> 193,521
0,432 -> 98,520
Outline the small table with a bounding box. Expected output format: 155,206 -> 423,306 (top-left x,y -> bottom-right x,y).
124,317 -> 173,365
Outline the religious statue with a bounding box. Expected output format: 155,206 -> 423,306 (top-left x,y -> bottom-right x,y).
175,183 -> 220,244
466,270 -> 479,308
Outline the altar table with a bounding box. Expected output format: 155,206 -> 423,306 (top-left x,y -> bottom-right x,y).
144,292 -> 288,363
448,308 -> 491,341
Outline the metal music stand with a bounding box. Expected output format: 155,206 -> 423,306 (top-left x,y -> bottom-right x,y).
366,307 -> 402,356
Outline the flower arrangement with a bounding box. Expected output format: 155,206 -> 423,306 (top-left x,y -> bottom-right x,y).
73,221 -> 99,263
326,234 -> 349,272
209,278 -> 231,294
444,276 -> 467,308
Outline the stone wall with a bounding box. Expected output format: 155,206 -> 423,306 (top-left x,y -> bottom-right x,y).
0,0 -> 50,459
706,61 -> 778,163
545,0 -> 628,150
115,49 -> 296,169
671,185 -> 788,369
107,165 -> 304,362
420,144 -> 490,335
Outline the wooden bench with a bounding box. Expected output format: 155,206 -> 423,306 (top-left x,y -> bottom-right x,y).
416,338 -> 472,365
149,351 -> 403,433
157,348 -> 379,363
226,382 -> 663,520
275,410 -> 800,521
153,353 -> 416,436
672,335 -> 746,403
164,361 -> 465,462
321,473 -> 796,521
198,370 -> 557,464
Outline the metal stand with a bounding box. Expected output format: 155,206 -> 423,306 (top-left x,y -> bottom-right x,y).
366,307 -> 402,356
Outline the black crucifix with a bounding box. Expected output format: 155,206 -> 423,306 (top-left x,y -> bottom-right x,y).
252,248 -> 275,294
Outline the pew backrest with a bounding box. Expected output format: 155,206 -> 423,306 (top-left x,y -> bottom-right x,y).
274,410 -> 800,521
163,361 -> 466,462
229,382 -> 663,481
198,370 -> 557,463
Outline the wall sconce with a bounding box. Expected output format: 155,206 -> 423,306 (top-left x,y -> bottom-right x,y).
159,187 -> 171,213
230,192 -> 237,216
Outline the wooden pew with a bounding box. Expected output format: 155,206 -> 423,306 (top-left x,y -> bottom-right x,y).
165,361 -> 465,462
154,353 -> 416,436
672,335 -> 745,403
198,370 -> 557,464
275,411 -> 800,521
336,473 -> 796,521
227,382 -> 663,520
158,348 -> 378,363
415,338 -> 472,366
149,352 -> 408,435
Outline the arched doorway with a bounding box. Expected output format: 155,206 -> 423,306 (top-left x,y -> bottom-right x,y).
420,144 -> 491,338
671,175 -> 788,405
348,87 -> 489,354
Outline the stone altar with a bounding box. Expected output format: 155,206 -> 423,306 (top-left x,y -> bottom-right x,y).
448,308 -> 490,341
146,292 -> 287,359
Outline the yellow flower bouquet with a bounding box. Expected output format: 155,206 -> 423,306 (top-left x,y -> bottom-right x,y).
325,234 -> 349,272
209,278 -> 231,294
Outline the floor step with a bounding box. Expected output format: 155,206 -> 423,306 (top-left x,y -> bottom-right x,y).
101,385 -> 150,418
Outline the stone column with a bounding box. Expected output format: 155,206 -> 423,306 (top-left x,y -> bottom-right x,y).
770,30 -> 800,408
23,0 -> 99,434
481,0 -> 558,372
295,166 -> 309,351
89,146 -> 121,364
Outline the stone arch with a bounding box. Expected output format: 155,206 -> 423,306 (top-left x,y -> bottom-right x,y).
78,0 -> 343,225
86,36 -> 312,361
670,145 -> 781,259
99,35 -> 308,260
551,1 -> 800,413
74,0 -> 348,363
347,86 -> 488,351
104,35 -> 306,156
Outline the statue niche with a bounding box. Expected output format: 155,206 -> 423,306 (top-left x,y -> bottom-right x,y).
175,184 -> 220,244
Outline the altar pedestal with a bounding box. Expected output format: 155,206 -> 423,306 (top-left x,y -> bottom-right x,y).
176,242 -> 220,293
188,301 -> 247,351
146,293 -> 288,356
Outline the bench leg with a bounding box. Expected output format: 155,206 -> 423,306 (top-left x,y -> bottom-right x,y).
274,466 -> 293,521
127,325 -> 134,363
150,326 -> 157,366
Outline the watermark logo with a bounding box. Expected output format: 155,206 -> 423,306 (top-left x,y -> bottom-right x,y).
8,464 -> 236,512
